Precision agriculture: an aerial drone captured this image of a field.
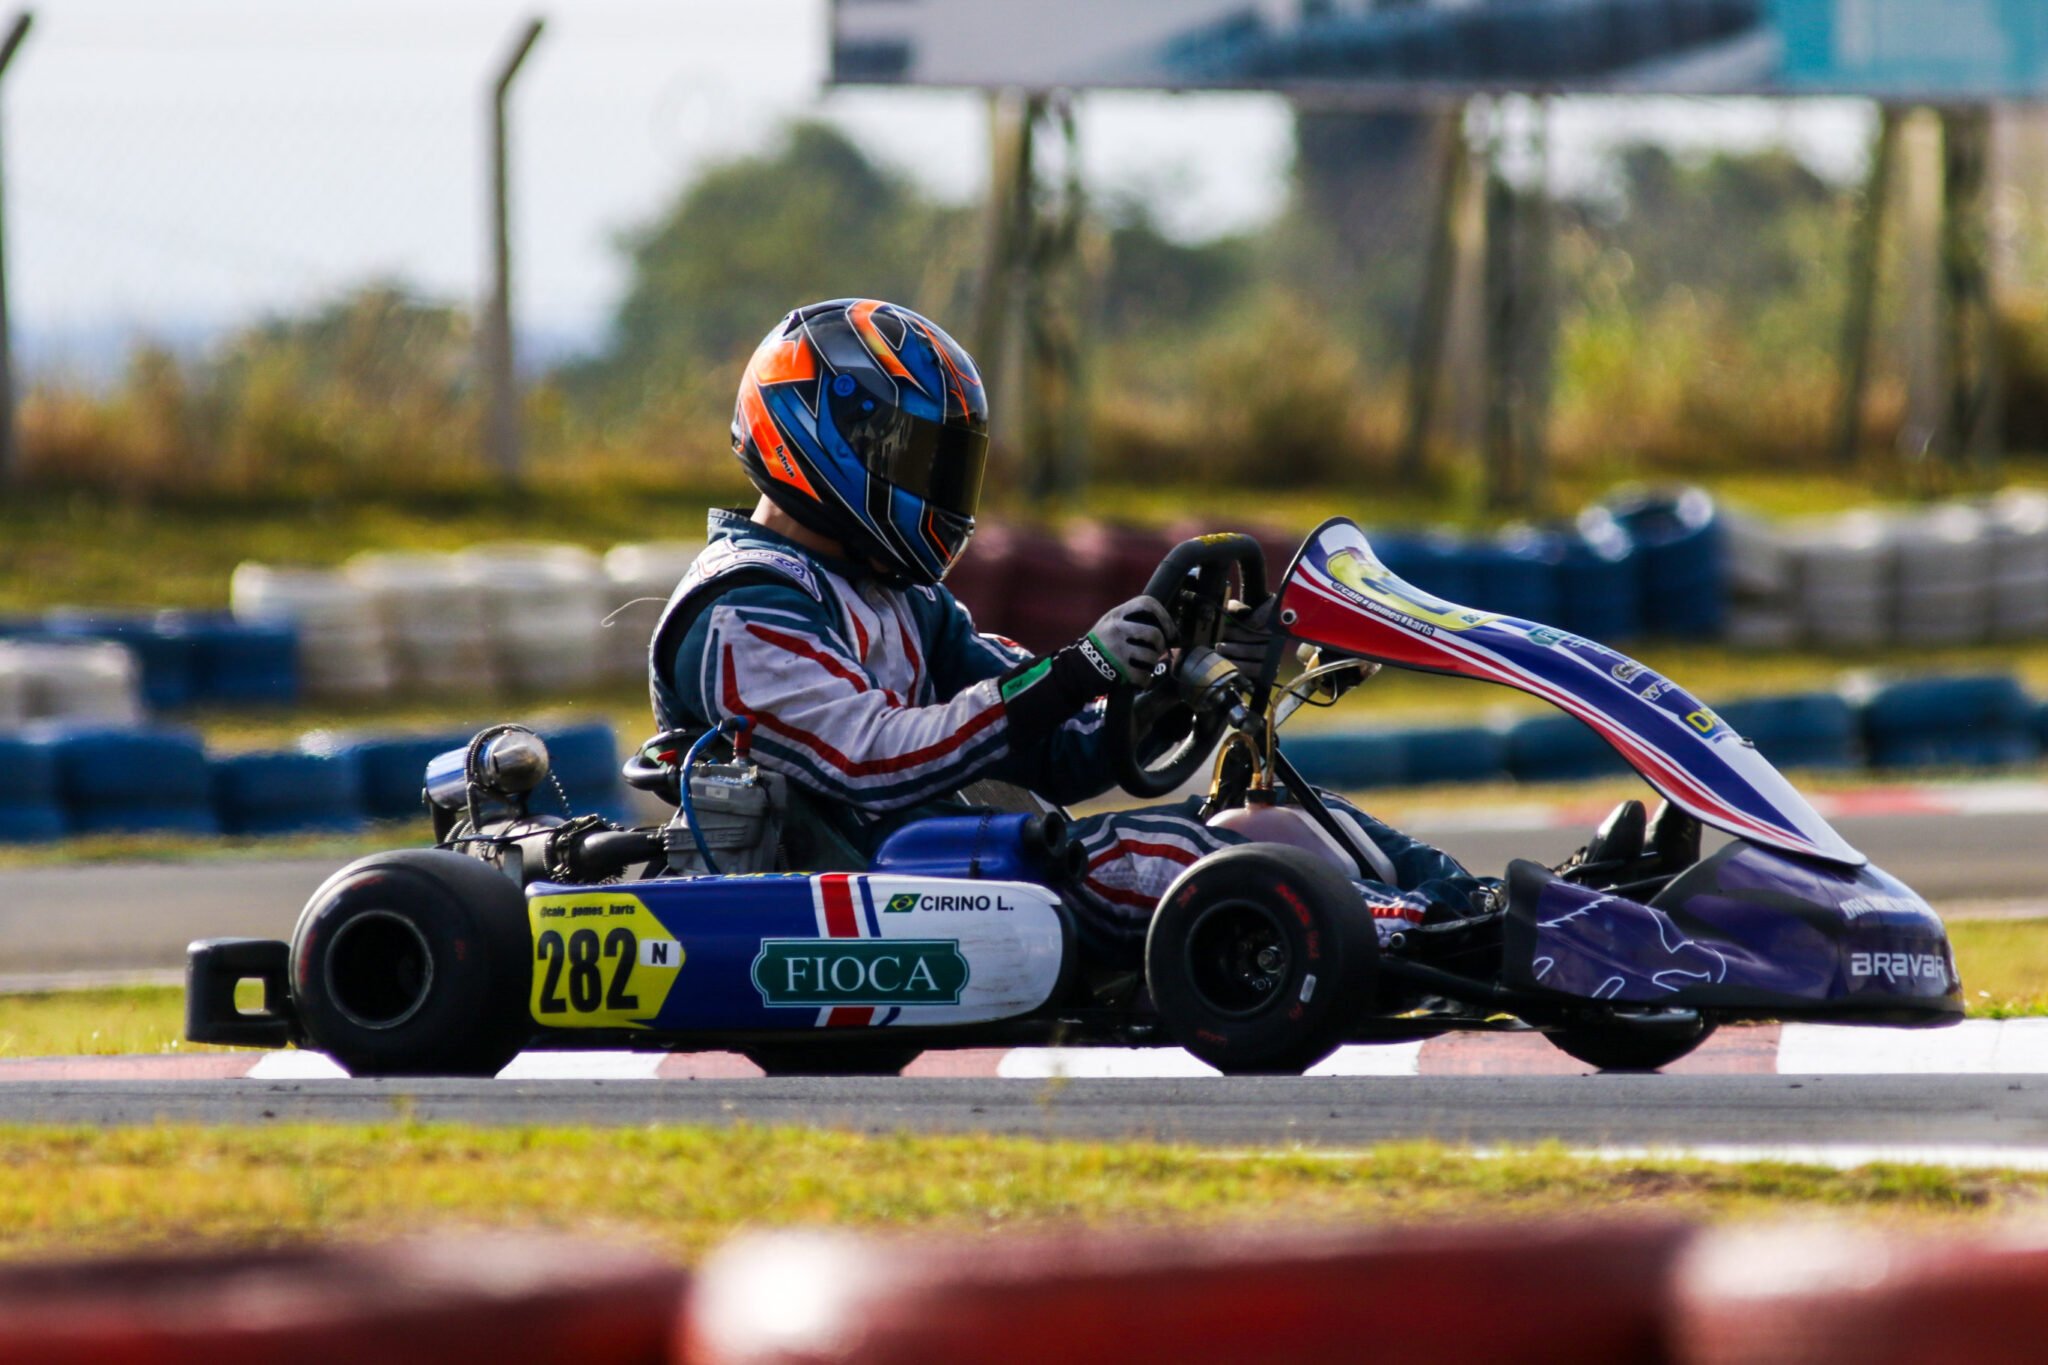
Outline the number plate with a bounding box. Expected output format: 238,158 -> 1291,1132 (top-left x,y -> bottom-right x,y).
528,891 -> 685,1029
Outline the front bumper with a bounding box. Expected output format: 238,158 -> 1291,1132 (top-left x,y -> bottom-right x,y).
186,937 -> 298,1048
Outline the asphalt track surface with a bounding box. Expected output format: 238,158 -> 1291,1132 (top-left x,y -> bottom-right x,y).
4,809 -> 2042,978
2,1074 -> 2046,1149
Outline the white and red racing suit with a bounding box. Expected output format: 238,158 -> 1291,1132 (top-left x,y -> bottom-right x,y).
651,510 -> 1493,964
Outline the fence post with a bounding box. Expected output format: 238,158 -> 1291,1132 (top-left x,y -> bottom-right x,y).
481,16 -> 544,482
0,12 -> 32,488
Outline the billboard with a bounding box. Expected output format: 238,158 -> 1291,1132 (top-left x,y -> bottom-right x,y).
830,0 -> 2048,101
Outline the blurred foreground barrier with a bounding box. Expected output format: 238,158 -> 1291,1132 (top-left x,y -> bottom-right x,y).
0,733 -> 65,841
682,1222 -> 1692,1365
46,725 -> 216,836
0,1235 -> 685,1365
1859,672 -> 2040,770
1674,1222 -> 2048,1365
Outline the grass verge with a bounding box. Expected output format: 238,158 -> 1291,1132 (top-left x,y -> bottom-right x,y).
2,914 -> 2042,1060
0,1125 -> 2037,1261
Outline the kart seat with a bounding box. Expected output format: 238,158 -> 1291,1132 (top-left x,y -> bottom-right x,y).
1583,799 -> 1646,868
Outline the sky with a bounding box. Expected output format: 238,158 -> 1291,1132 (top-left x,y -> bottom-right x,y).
0,0 -> 1873,372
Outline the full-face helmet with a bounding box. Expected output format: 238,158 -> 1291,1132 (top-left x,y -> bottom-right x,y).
733,298 -> 990,585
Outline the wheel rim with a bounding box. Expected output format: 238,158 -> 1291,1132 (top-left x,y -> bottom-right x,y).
324,910 -> 436,1031
1182,898 -> 1293,1019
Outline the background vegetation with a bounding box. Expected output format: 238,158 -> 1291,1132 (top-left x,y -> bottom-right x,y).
13,117 -> 2042,517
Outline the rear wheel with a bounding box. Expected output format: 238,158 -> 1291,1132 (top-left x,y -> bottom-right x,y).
742,1043 -> 923,1077
290,849 -> 530,1078
1546,1010 -> 1715,1072
1145,844 -> 1377,1075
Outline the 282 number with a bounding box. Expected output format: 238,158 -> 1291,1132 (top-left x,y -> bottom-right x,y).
536,927 -> 639,1015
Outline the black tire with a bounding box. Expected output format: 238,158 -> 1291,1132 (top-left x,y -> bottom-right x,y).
742,1043 -> 924,1077
1547,1011 -> 1716,1072
1145,844 -> 1377,1075
290,849 -> 531,1078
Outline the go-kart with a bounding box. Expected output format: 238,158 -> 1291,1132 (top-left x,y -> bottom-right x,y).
187,518 -> 1962,1077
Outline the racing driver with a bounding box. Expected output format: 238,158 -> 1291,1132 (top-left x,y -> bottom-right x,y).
650,298 -> 1495,969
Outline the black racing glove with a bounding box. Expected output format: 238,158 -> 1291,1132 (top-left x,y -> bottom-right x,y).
999,595 -> 1174,744
1217,596 -> 1278,672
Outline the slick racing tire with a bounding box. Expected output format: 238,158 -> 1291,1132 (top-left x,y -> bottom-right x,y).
290,849 -> 530,1078
1546,1010 -> 1716,1073
742,1043 -> 924,1077
1146,844 -> 1376,1076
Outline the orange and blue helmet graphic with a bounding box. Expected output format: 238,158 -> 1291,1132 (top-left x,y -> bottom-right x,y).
732,299 -> 990,586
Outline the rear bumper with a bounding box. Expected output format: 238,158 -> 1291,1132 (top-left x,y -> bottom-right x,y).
186,938 -> 298,1048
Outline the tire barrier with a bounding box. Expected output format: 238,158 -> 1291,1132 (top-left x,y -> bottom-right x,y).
0,733 -> 65,843
1714,692 -> 1860,771
1989,490 -> 2048,640
308,729 -> 478,822
0,719 -> 625,840
45,725 -> 218,836
1603,485 -> 1725,638
231,562 -> 394,699
0,640 -> 144,726
209,750 -> 364,836
0,1235 -> 686,1365
346,551 -> 500,696
457,543 -> 609,694
1276,728 -> 1409,789
603,541 -> 706,681
1402,723 -> 1510,785
1860,673 -> 2041,771
1506,713 -> 1635,782
684,1222 -> 1693,1365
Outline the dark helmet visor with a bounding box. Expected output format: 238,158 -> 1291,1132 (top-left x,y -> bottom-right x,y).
833,390 -> 990,518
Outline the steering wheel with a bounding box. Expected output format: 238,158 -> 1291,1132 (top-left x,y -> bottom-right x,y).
1106,534 -> 1269,799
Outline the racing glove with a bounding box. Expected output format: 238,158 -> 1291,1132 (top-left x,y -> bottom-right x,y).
999,595 -> 1174,744
1217,596 -> 1278,672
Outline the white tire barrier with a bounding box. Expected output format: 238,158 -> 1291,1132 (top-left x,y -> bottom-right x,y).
1891,504 -> 1992,648
1789,512 -> 1892,650
0,640 -> 144,725
602,541 -> 702,681
1989,490 -> 2048,641
455,543 -> 607,694
230,563 -> 395,699
345,551 -> 498,695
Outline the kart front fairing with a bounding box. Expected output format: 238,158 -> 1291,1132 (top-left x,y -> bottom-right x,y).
1276,517 -> 1864,868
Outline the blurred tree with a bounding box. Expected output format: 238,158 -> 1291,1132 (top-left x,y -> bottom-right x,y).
569,121 -> 978,420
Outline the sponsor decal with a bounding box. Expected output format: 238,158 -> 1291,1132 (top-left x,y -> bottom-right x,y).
1611,661 -> 1644,683
1849,950 -> 1951,985
885,891 -> 1017,913
704,545 -> 822,601
1078,635 -> 1123,683
752,938 -> 970,1007
1527,626 -> 1565,647
527,893 -> 685,1029
1840,894 -> 1933,921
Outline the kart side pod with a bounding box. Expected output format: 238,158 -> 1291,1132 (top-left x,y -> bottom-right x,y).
1500,842 -> 1964,1025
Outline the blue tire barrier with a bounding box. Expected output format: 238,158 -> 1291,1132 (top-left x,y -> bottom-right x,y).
1556,527 -> 1642,643
1862,674 -> 2036,740
42,610 -> 196,712
67,803 -> 221,836
324,731 -> 477,822
0,734 -> 67,842
1278,730 -> 1409,790
168,612 -> 299,707
537,721 -> 627,817
1869,732 -> 2042,770
1603,487 -> 1724,637
1861,675 -> 2037,771
2038,700 -> 2048,750
1505,714 -> 1633,783
1469,534 -> 1563,628
0,802 -> 68,842
210,750 -> 365,835
45,725 -> 212,808
1371,531 -> 1476,606
1715,692 -> 1860,770
1400,724 -> 1510,785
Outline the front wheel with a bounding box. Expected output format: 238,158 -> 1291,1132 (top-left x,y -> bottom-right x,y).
1145,844 -> 1377,1075
1546,1010 -> 1716,1072
290,849 -> 531,1078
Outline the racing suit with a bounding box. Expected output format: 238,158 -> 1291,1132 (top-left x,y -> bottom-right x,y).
652,510 -> 1493,965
